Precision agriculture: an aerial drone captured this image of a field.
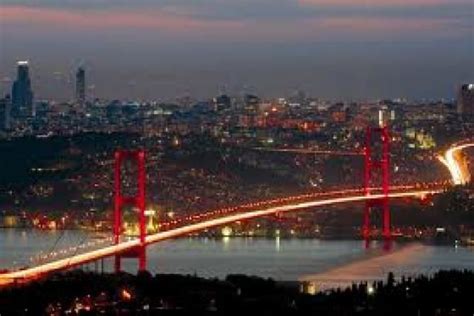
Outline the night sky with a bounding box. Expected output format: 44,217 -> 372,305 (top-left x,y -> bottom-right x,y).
0,0 -> 473,101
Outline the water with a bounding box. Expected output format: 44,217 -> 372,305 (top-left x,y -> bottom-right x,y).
1,229 -> 473,285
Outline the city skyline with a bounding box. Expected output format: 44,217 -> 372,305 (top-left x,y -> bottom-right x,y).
0,0 -> 473,101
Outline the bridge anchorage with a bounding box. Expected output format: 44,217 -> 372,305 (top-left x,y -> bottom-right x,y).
363,125 -> 391,247
113,149 -> 147,272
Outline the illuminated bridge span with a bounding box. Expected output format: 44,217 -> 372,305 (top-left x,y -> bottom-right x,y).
0,187 -> 440,286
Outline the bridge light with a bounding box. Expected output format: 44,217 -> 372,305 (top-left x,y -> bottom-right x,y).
221,226 -> 232,237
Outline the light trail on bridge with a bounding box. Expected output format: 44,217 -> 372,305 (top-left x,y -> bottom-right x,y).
20,184 -> 437,266
438,142 -> 474,185
158,184 -> 442,229
0,188 -> 440,286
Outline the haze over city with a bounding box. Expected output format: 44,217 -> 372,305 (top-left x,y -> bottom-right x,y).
1,0 -> 473,101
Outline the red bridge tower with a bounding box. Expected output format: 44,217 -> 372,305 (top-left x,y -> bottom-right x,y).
363,126 -> 391,242
114,149 -> 147,272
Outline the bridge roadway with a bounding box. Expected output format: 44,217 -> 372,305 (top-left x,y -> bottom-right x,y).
438,142 -> 474,185
0,188 -> 441,286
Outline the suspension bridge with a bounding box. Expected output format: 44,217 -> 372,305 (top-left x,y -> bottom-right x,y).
0,129 -> 472,286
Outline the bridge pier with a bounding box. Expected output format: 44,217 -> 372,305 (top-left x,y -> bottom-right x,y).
114,246 -> 146,273
113,149 -> 148,273
114,254 -> 121,273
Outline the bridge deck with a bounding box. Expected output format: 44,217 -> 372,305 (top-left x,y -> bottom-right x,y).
0,189 -> 440,286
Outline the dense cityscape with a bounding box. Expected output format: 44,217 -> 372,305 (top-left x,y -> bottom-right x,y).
1,0 -> 473,314
1,61 -> 473,240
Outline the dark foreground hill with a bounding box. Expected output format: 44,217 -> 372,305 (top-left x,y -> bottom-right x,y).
0,269 -> 473,315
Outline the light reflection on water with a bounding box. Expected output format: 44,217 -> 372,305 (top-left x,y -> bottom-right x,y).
0,229 -> 473,282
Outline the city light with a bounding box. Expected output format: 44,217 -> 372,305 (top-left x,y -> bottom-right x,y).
121,289 -> 132,301
367,284 -> 375,295
0,0 -> 473,312
438,142 -> 474,185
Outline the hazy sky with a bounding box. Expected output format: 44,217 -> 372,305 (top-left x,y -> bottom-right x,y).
0,0 -> 473,101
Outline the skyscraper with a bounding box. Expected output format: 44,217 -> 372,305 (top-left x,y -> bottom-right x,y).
244,94 -> 259,113
76,66 -> 85,106
457,84 -> 474,116
213,94 -> 231,111
0,94 -> 12,130
11,61 -> 34,117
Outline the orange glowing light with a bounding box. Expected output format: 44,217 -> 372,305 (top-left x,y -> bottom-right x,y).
121,289 -> 132,300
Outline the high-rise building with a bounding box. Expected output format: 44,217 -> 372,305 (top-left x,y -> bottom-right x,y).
76,66 -> 85,106
0,94 -> 12,130
213,94 -> 231,111
244,94 -> 259,112
457,84 -> 474,116
11,61 -> 34,117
